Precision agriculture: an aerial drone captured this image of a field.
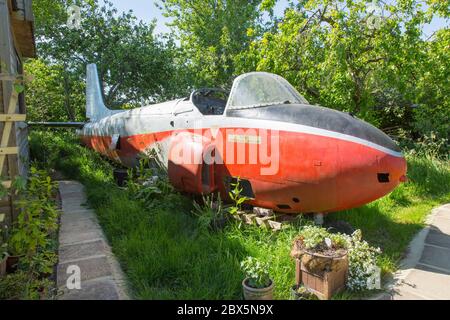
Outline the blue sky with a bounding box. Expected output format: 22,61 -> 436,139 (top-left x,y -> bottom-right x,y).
106,0 -> 447,38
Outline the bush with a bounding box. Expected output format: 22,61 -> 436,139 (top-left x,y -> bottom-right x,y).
0,167 -> 59,300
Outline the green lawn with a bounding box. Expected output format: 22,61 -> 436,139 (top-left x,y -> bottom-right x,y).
29,130 -> 450,299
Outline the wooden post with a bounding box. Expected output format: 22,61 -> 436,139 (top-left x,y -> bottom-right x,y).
295,258 -> 302,287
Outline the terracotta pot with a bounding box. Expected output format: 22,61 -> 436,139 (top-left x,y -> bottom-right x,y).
242,278 -> 274,300
0,256 -> 7,277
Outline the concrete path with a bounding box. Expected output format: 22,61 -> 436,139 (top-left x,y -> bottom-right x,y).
381,204 -> 450,300
56,181 -> 129,300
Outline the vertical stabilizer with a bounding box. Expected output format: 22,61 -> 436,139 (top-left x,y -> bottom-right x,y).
86,64 -> 121,121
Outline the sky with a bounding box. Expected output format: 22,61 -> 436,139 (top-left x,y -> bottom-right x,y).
105,0 -> 448,38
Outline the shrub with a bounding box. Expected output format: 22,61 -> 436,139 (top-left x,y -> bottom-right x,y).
0,167 -> 59,300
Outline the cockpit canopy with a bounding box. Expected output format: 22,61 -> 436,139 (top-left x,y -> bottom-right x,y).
226,72 -> 308,110
190,72 -> 309,115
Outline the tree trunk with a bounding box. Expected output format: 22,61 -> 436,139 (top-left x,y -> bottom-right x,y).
62,70 -> 75,121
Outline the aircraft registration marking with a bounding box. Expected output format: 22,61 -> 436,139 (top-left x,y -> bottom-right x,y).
228,134 -> 261,144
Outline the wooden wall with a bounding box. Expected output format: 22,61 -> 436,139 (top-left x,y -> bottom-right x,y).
0,0 -> 35,226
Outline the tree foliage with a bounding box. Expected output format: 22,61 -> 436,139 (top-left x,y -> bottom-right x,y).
28,0 -> 185,120
157,0 -> 273,87
231,0 -> 448,146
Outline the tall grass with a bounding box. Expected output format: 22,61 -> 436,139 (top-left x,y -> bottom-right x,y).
29,130 -> 450,299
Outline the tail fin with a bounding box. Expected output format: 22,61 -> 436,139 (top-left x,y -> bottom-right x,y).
86,64 -> 121,121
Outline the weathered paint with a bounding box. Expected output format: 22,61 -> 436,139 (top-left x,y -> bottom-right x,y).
77,64 -> 407,214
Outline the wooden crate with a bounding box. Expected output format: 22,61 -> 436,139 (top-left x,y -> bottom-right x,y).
295,254 -> 348,300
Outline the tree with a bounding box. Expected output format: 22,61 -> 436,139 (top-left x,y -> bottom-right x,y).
237,1 -> 441,120
29,0 -> 183,121
24,59 -> 85,122
158,0 -> 274,88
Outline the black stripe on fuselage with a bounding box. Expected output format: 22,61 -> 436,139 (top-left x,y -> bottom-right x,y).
226,104 -> 401,152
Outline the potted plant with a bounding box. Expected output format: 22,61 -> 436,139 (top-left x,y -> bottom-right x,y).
291,225 -> 348,300
241,256 -> 274,300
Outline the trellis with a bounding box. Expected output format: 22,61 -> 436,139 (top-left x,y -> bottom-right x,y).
0,79 -> 25,188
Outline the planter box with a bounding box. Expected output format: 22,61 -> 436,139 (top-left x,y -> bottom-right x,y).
295,252 -> 348,300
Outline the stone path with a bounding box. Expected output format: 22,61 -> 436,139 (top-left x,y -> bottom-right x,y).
380,204 -> 450,300
56,181 -> 129,300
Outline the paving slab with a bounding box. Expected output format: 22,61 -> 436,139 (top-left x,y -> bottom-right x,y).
57,255 -> 112,287
430,218 -> 450,234
387,204 -> 450,300
60,217 -> 104,234
59,229 -> 104,246
59,240 -> 106,262
395,268 -> 450,300
57,181 -> 130,300
419,245 -> 450,271
425,229 -> 450,248
392,289 -> 429,300
58,277 -> 120,300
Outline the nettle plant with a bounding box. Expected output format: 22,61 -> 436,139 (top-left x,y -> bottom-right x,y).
228,178 -> 249,215
241,256 -> 272,289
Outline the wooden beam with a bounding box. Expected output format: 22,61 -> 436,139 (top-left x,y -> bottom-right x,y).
0,114 -> 26,121
1,180 -> 11,188
0,73 -> 17,81
0,147 -> 18,155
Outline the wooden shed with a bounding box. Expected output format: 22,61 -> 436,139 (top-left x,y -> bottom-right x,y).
0,0 -> 36,225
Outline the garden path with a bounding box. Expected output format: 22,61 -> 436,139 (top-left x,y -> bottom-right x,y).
56,181 -> 129,300
378,204 -> 450,300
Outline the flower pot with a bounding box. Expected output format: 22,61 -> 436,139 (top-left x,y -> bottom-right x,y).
242,278 -> 274,300
0,256 -> 7,277
296,251 -> 348,300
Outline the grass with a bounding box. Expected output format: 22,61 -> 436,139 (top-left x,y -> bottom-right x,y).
29,130 -> 450,299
